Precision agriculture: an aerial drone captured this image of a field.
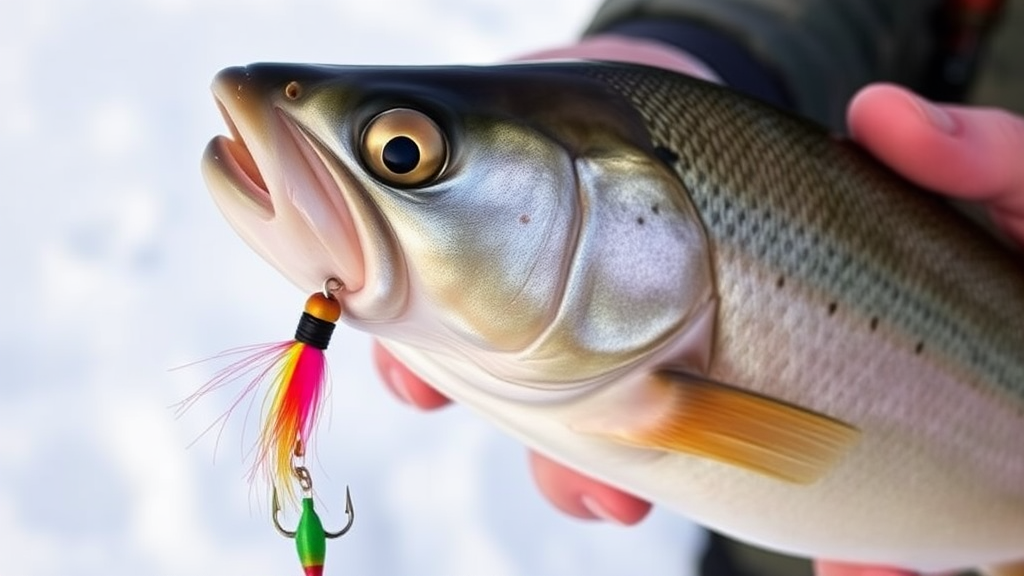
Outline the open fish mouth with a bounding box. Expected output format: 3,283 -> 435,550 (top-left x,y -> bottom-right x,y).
201,66 -> 366,294
208,99 -> 273,214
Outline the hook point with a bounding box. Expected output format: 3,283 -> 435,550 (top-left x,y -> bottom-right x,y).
271,486 -> 296,539
325,486 -> 355,539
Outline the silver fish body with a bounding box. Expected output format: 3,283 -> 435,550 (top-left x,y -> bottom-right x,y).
203,62 -> 1024,572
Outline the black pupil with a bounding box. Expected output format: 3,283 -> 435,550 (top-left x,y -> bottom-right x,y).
382,136 -> 420,174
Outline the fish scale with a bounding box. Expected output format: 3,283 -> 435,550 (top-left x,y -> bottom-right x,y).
589,65 -> 1024,403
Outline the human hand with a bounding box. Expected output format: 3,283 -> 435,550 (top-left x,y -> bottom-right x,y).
374,37 -> 1024,576
848,83 -> 1024,246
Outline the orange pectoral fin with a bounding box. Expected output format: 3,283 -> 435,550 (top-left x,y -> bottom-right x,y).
573,372 -> 860,484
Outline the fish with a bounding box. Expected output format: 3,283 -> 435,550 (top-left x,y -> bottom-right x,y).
202,61 -> 1024,573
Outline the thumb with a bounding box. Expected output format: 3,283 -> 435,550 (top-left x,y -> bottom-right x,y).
847,84 -> 1024,243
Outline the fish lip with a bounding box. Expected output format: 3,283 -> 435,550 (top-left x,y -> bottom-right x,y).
206,100 -> 274,216
202,71 -> 366,295
273,108 -> 368,292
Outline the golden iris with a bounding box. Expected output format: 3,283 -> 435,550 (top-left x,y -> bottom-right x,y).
360,108 -> 447,187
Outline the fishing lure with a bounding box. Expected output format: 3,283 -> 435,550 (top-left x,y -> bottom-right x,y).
177,277 -> 355,572
273,441 -> 355,576
256,279 -> 343,502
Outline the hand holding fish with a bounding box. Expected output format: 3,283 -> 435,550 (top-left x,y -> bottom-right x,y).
371,36 -> 1024,576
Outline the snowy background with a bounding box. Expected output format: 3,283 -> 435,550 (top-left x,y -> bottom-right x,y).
0,0 -> 704,574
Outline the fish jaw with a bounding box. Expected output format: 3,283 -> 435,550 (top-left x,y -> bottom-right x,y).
203,65 -> 384,313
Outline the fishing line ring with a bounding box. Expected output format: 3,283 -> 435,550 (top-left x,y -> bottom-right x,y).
294,466 -> 313,492
323,277 -> 344,297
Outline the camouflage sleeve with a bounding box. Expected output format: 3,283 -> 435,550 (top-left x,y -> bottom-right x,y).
584,0 -> 942,130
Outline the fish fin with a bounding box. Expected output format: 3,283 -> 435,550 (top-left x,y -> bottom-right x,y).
572,371 -> 860,484
982,561 -> 1024,576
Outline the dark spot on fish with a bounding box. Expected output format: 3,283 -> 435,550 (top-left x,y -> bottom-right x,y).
776,276 -> 784,289
828,302 -> 837,316
519,214 -> 530,225
915,341 -> 924,354
653,146 -> 679,167
651,204 -> 660,215
637,216 -> 645,225
870,317 -> 878,331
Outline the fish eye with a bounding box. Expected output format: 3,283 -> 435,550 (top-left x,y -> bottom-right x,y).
360,108 -> 447,187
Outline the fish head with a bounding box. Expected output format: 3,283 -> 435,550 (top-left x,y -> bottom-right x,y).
204,63 -> 715,400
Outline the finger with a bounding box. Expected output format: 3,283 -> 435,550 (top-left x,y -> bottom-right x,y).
528,451 -> 651,525
814,559 -> 918,576
847,84 -> 1024,243
372,341 -> 450,410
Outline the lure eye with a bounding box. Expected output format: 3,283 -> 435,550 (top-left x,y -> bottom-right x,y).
361,108 -> 447,187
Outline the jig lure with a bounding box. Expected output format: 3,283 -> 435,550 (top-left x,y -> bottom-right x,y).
177,277 -> 355,572
256,280 -> 343,502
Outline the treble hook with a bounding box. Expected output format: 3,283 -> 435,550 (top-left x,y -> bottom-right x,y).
270,441 -> 354,575
271,484 -> 355,538
271,485 -> 354,575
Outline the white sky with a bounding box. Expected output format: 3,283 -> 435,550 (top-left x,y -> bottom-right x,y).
0,0 -> 703,575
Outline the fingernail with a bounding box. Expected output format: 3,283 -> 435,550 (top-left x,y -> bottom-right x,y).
915,95 -> 958,135
581,496 -> 624,525
386,366 -> 416,405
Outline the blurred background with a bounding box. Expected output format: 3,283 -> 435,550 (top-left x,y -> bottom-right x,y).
1,1 -> 1020,575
